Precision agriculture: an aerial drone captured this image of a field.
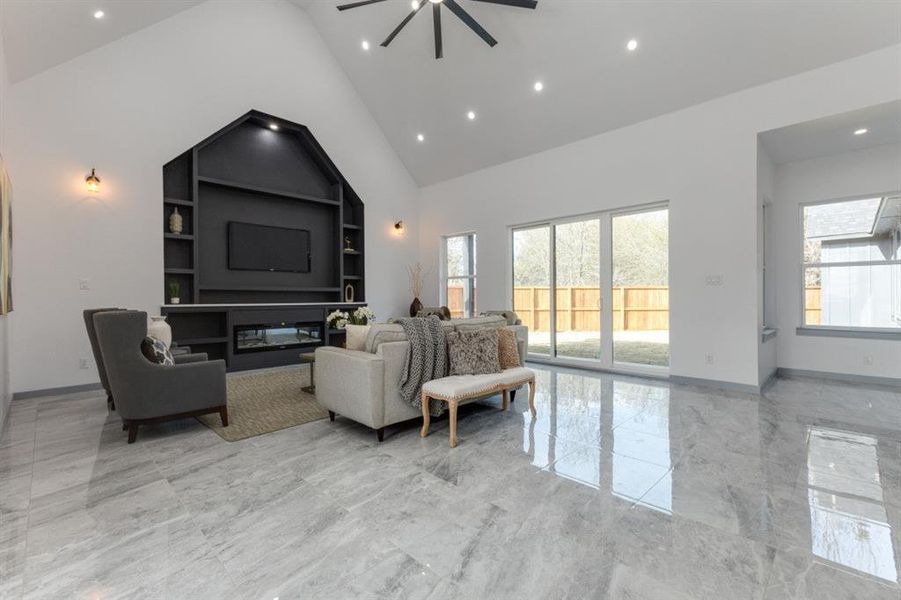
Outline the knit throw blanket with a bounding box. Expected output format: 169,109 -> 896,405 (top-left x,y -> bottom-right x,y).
398,316 -> 448,416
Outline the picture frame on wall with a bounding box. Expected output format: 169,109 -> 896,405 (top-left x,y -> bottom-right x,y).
0,154 -> 12,315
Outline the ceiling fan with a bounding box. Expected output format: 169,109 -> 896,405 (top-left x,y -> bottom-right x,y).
336,0 -> 538,59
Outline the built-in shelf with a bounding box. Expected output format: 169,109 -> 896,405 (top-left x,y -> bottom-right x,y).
342,223 -> 362,230
199,284 -> 342,293
174,336 -> 229,345
198,175 -> 340,206
342,275 -> 362,280
342,250 -> 361,255
164,198 -> 193,207
164,233 -> 194,240
165,268 -> 194,274
328,328 -> 347,335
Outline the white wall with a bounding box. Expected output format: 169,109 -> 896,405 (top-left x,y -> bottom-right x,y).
773,143 -> 901,379
757,145 -> 777,386
418,45 -> 901,387
2,0 -> 420,394
0,9 -> 12,427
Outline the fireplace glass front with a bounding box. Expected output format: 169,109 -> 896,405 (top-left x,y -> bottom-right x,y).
234,322 -> 323,354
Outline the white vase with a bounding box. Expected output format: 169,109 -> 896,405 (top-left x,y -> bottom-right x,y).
148,315 -> 172,348
169,207 -> 183,234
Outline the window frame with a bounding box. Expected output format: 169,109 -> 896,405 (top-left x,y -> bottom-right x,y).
797,193 -> 901,337
442,232 -> 477,318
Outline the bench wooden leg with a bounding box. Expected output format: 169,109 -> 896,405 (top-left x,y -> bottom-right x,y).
527,377 -> 537,417
501,388 -> 509,411
448,400 -> 458,448
420,391 -> 431,438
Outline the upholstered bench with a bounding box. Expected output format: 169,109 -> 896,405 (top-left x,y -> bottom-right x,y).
420,366 -> 536,448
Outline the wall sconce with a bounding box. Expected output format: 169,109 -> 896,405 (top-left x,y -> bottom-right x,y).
394,220 -> 405,235
85,168 -> 101,193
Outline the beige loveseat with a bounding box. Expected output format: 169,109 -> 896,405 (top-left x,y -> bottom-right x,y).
314,316 -> 528,441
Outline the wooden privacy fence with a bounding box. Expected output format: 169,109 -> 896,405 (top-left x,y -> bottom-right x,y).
805,286 -> 821,325
448,286 -> 824,329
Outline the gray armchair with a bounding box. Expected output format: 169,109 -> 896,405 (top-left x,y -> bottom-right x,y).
93,310 -> 228,443
83,308 -> 209,410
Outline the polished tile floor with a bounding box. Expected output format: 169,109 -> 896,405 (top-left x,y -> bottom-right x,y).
1,364 -> 899,599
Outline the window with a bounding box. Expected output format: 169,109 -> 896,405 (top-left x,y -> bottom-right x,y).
511,204 -> 669,371
444,233 -> 476,318
802,195 -> 901,329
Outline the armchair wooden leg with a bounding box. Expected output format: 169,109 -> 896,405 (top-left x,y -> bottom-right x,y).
502,389 -> 510,411
509,389 -> 516,403
108,393 -> 115,411
122,421 -> 128,431
328,410 -> 336,422
376,428 -> 385,442
219,406 -> 229,427
420,392 -> 431,438
127,424 -> 138,444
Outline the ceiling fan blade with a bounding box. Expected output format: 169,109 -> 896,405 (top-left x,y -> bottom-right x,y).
444,0 -> 497,47
336,0 -> 389,11
433,3 -> 443,59
469,0 -> 538,8
381,1 -> 427,47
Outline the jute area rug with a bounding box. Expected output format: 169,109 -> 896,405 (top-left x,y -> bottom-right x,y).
197,365 -> 328,442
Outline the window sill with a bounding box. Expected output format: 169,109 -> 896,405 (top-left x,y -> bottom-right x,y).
761,327 -> 778,342
795,327 -> 901,341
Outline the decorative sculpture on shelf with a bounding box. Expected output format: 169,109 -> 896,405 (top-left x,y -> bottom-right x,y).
344,235 -> 355,252
169,207 -> 183,234
344,283 -> 355,303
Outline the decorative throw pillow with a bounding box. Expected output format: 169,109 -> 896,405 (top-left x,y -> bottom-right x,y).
446,329 -> 501,375
497,328 -> 521,369
345,324 -> 370,351
141,336 -> 175,366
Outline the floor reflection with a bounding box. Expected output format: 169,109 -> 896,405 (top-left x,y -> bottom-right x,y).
806,427 -> 897,583
526,367 -> 673,513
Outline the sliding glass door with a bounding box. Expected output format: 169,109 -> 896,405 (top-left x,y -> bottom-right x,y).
555,218 -> 601,360
511,205 -> 669,373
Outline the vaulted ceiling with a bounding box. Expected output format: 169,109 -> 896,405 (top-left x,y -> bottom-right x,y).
2,1 -> 900,186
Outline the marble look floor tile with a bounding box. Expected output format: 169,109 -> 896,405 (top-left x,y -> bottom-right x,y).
1,367 -> 899,599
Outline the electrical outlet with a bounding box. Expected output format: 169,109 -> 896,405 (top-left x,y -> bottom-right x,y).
863,355 -> 874,366
78,358 -> 91,370
705,354 -> 715,365
78,278 -> 90,291
705,275 -> 724,287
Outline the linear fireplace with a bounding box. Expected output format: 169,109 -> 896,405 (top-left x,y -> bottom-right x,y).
234,322 -> 324,354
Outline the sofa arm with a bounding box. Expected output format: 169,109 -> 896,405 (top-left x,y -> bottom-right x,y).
314,347 -> 386,429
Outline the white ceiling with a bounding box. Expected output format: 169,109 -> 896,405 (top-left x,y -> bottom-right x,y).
1,1 -> 900,186
759,100 -> 901,164
299,0 -> 901,185
0,0 -> 204,83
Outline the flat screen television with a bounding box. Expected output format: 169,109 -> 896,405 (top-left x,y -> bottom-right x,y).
228,222 -> 311,273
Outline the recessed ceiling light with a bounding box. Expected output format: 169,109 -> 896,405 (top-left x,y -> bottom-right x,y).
411,0 -> 420,8
626,38 -> 638,51
467,110 -> 476,121
429,0 -> 444,4
361,40 -> 370,51
269,123 -> 279,131
93,10 -> 105,19
416,133 -> 425,142
854,128 -> 868,136
533,81 -> 544,92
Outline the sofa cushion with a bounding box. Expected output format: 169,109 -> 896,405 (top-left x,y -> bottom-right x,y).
450,315 -> 506,332
497,328 -> 521,369
447,329 -> 501,375
345,324 -> 370,351
364,323 -> 406,353
141,336 -> 174,366
422,367 -> 534,400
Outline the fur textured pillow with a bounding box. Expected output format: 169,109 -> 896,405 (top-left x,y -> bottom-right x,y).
446,329 -> 501,375
497,328 -> 521,369
141,336 -> 174,366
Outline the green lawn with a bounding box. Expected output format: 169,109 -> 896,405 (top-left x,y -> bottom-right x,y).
529,340 -> 670,367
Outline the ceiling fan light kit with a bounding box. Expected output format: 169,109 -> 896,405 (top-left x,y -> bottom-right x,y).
337,0 -> 537,59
